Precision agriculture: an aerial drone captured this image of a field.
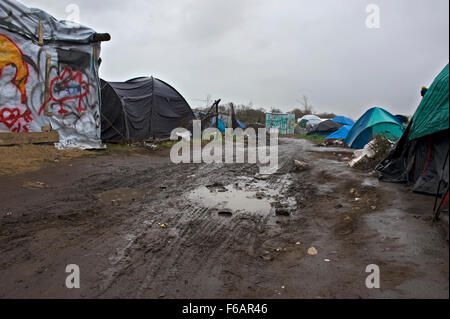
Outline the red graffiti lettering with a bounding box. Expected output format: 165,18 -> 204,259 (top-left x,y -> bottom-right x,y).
39,67 -> 90,116
0,107 -> 33,132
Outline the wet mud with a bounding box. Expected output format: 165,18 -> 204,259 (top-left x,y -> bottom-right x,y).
0,139 -> 448,298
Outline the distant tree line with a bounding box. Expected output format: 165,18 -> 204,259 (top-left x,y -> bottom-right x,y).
193,95 -> 336,125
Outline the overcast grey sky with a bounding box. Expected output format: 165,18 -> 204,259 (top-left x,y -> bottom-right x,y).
21,0 -> 449,118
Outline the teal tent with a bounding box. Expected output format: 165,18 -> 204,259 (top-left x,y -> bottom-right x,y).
409,64 -> 449,140
344,107 -> 404,149
376,64 -> 449,204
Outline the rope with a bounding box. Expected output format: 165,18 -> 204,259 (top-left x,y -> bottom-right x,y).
100,113 -> 130,143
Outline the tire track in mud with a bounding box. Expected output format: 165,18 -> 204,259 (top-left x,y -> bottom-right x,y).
2,141 -> 448,298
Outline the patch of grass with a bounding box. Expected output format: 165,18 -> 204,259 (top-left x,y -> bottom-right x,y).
97,143 -> 135,156
159,141 -> 177,148
296,134 -> 327,144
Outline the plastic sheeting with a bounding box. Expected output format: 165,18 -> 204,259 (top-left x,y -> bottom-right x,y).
0,0 -> 104,149
332,116 -> 354,126
100,77 -> 194,141
308,119 -> 343,136
0,0 -> 97,44
297,114 -> 322,128
349,140 -> 376,167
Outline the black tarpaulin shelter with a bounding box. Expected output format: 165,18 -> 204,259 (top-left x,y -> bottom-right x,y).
307,119 -> 343,136
100,77 -> 194,141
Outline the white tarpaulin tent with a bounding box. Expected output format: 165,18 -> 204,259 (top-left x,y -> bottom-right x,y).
297,115 -> 323,127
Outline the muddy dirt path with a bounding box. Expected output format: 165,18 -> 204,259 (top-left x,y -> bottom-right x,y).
0,139 -> 448,298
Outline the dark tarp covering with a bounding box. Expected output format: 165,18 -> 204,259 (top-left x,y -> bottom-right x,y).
307,120 -> 343,136
376,125 -> 449,195
101,77 -> 194,141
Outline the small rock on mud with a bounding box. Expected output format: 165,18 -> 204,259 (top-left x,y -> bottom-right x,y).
218,209 -> 233,217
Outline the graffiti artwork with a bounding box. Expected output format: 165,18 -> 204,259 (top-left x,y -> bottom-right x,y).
0,107 -> 32,132
0,34 -> 29,104
0,1 -> 106,149
266,113 -> 295,135
0,30 -> 102,147
39,67 -> 90,116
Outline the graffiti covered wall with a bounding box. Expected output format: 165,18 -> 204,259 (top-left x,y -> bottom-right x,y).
265,113 -> 295,134
0,30 -> 102,149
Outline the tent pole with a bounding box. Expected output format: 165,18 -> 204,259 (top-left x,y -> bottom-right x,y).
216,102 -> 219,129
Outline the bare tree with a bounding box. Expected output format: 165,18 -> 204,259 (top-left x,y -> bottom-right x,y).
297,95 -> 313,115
205,94 -> 212,108
270,107 -> 282,113
290,108 -> 304,120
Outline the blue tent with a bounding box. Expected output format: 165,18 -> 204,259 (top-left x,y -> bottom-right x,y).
332,116 -> 355,125
344,107 -> 404,149
326,124 -> 353,139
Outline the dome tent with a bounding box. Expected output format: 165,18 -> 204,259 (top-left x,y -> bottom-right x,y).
344,107 -> 404,149
101,77 -> 194,142
332,116 -> 354,126
307,119 -> 343,136
326,124 -> 353,139
297,114 -> 322,128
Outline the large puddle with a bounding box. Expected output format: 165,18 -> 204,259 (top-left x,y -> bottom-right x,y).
186,177 -> 293,215
187,184 -> 273,214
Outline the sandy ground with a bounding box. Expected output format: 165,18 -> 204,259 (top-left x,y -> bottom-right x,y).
0,138 -> 448,298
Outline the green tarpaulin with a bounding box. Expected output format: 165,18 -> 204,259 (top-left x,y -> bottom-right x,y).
410,64 -> 449,140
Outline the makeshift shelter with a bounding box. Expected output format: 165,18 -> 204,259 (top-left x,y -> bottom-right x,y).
326,124 -> 353,139
344,107 -> 404,149
297,114 -> 322,128
332,116 -> 354,126
100,77 -> 195,141
199,112 -> 241,133
0,0 -> 110,148
307,119 -> 343,136
377,64 -> 449,206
